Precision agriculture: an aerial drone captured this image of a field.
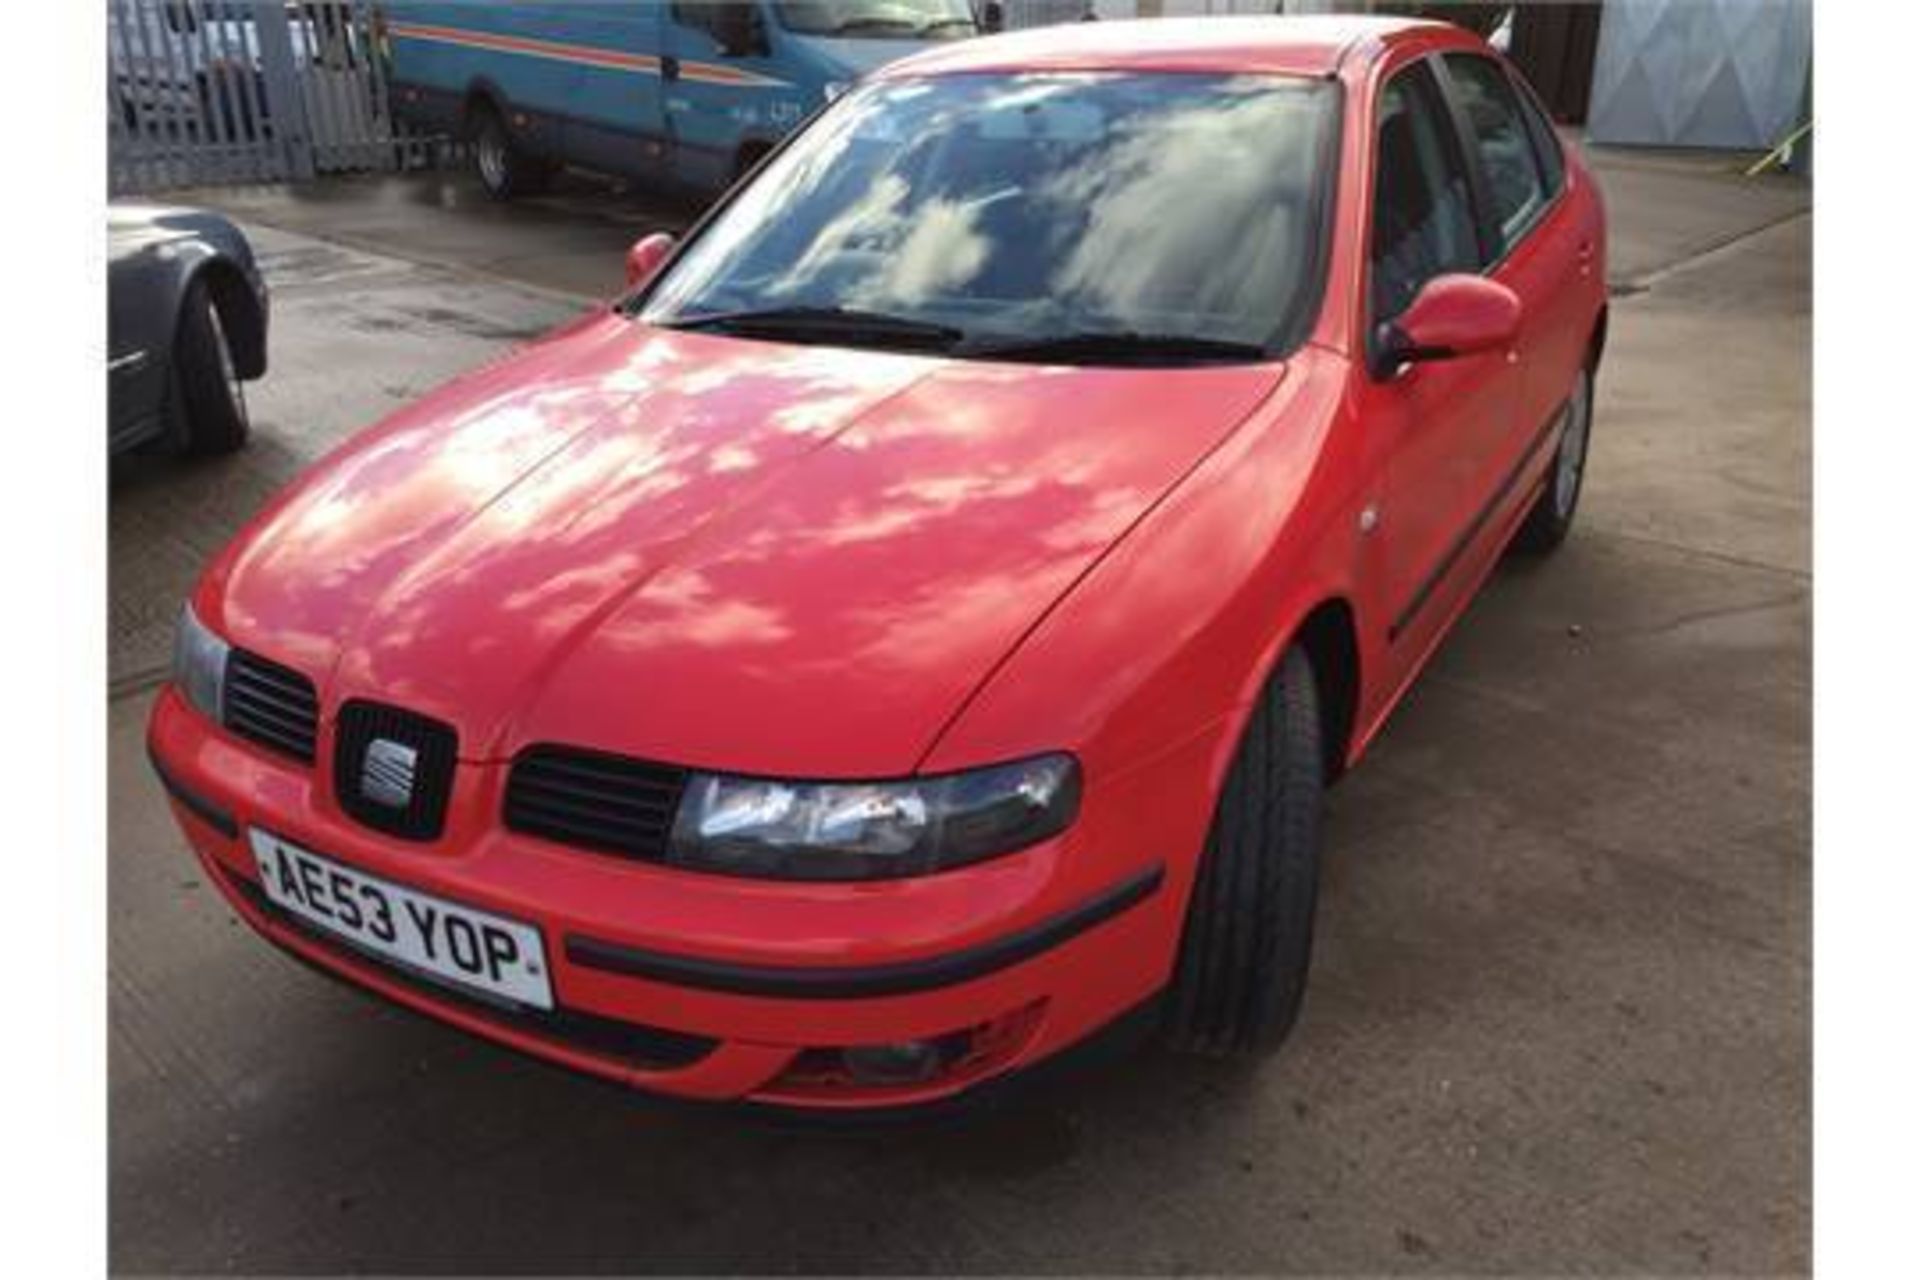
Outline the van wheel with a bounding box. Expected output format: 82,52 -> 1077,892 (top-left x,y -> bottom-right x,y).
1164,645 -> 1326,1057
172,278 -> 250,457
470,102 -> 548,200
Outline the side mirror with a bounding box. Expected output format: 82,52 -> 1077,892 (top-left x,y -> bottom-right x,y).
712,3 -> 767,58
1370,274 -> 1521,379
625,232 -> 675,291
981,3 -> 1006,34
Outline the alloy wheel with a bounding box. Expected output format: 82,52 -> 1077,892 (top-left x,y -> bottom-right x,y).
208,301 -> 246,421
477,124 -> 507,192
1554,367 -> 1593,518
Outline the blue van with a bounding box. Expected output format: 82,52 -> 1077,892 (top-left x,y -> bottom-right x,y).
380,2 -> 981,199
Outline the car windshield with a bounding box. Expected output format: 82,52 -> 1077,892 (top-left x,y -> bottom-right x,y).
777,1 -> 976,39
640,73 -> 1339,363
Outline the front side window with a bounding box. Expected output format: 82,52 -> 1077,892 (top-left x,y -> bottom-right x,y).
642,73 -> 1340,362
1370,63 -> 1481,323
1443,53 -> 1551,247
1510,73 -> 1567,197
673,2 -> 758,42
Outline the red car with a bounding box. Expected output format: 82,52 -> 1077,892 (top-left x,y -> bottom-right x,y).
149,16 -> 1605,1116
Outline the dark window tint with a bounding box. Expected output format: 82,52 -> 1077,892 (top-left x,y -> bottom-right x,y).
1511,73 -> 1566,195
1443,53 -> 1550,246
1371,63 -> 1481,323
673,2 -> 752,41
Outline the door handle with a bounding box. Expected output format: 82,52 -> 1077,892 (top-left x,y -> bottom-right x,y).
661,55 -> 680,81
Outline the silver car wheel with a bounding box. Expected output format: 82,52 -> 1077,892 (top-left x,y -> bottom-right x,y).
1553,367 -> 1593,519
207,300 -> 246,421
477,125 -> 508,192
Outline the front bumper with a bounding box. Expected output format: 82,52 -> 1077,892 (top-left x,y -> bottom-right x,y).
147,685 -> 1188,1112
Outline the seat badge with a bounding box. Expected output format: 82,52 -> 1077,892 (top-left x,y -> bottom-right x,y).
361,738 -> 419,809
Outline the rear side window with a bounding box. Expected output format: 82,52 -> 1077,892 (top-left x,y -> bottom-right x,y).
1370,62 -> 1482,323
1510,73 -> 1566,197
1443,53 -> 1551,248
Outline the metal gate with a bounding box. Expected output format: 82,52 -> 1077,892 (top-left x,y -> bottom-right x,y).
1586,0 -> 1813,150
108,0 -> 436,195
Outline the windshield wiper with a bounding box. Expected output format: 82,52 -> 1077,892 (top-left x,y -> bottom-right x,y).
827,16 -> 919,35
957,330 -> 1270,366
918,17 -> 977,35
663,305 -> 965,351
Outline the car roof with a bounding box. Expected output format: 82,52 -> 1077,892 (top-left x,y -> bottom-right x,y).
874,15 -> 1458,81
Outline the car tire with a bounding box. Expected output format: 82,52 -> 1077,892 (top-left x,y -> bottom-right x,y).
172,278 -> 251,457
1164,644 -> 1326,1058
471,103 -> 549,201
1512,361 -> 1595,555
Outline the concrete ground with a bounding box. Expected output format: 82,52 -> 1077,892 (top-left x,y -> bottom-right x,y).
109,149 -> 1810,1274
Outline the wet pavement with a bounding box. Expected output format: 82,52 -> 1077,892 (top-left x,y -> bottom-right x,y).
174,167 -> 697,302
110,151 -> 1810,1274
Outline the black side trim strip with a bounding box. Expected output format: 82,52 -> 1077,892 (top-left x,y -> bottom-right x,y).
1388,406 -> 1564,642
566,864 -> 1167,1000
148,749 -> 239,839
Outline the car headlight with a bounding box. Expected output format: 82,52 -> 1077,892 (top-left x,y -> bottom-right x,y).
669,754 -> 1081,880
171,602 -> 230,724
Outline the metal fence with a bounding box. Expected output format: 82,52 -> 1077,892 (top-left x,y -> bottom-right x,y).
108,0 -> 440,194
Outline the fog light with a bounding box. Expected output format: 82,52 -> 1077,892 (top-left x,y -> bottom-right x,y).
760,1002 -> 1049,1101
841,1035 -> 966,1086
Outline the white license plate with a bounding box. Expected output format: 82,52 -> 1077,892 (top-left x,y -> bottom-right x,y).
249,829 -> 553,1011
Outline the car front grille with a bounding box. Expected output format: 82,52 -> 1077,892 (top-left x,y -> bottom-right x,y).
333,701 -> 459,841
223,649 -> 319,763
504,746 -> 689,862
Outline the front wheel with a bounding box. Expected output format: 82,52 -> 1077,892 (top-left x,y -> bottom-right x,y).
1513,362 -> 1595,555
1164,645 -> 1326,1058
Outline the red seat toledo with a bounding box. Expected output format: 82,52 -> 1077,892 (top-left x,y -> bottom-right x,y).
150,16 -> 1605,1115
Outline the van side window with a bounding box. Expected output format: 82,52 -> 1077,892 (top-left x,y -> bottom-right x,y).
1442,53 -> 1551,248
674,2 -> 751,42
1371,62 -> 1482,324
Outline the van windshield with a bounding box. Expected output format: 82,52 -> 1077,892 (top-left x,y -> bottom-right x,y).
778,1 -> 976,39
641,73 -> 1339,364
